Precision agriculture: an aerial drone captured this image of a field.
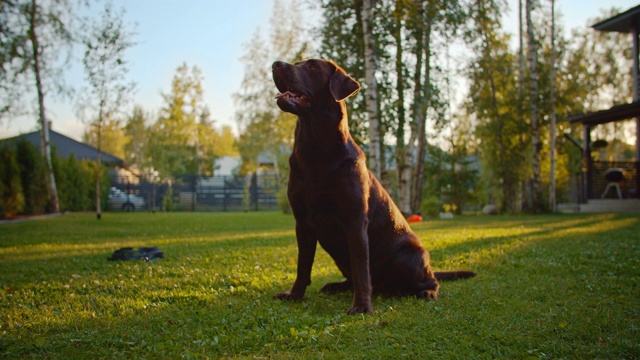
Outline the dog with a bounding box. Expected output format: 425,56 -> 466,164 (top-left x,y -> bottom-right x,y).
272,59 -> 475,314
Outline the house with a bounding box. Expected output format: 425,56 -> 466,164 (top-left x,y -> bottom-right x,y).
567,4 -> 640,213
214,156 -> 241,176
1,129 -> 125,166
0,129 -> 141,186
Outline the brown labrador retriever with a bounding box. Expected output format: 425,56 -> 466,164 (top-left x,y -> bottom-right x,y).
272,59 -> 475,314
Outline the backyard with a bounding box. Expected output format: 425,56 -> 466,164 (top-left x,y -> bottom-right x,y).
0,212 -> 638,358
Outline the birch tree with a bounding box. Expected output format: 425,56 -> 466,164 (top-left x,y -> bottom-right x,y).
23,0 -> 75,213
78,1 -> 136,219
526,0 -> 542,212
362,0 -> 383,180
549,0 -> 557,212
235,0 -> 309,176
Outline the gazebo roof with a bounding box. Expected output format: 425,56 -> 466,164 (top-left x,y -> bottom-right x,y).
592,4 -> 640,33
568,101 -> 640,126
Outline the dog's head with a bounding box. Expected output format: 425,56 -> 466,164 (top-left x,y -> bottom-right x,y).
272,59 -> 360,115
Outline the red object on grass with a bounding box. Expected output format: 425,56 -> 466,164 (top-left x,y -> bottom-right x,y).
407,214 -> 422,223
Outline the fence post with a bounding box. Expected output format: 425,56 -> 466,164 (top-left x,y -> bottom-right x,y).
126,179 -> 131,212
252,173 -> 258,211
223,176 -> 227,212
191,176 -> 196,212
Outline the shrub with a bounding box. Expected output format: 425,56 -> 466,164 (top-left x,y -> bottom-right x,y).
0,145 -> 25,218
421,195 -> 441,218
277,187 -> 291,214
15,139 -> 48,215
162,185 -> 174,211
53,152 -> 110,212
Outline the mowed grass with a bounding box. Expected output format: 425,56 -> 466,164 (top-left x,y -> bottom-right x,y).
0,212 -> 639,359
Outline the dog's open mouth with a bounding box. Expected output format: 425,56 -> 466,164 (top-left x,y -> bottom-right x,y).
275,91 -> 310,109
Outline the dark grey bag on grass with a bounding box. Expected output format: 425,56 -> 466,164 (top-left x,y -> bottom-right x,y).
108,247 -> 164,261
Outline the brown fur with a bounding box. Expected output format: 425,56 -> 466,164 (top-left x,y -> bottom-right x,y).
272,59 -> 475,314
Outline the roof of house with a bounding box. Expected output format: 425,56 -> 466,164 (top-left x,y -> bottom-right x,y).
592,4 -> 640,33
1,130 -> 125,166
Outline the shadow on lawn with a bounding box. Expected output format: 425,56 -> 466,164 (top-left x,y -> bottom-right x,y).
420,213 -> 639,267
0,229 -> 296,263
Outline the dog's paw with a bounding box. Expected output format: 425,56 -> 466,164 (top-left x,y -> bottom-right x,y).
416,290 -> 438,301
347,304 -> 373,315
274,290 -> 303,301
321,280 -> 352,294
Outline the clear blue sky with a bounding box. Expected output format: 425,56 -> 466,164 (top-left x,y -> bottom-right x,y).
2,0 -> 639,141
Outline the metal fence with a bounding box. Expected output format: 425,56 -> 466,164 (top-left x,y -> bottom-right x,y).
108,173 -> 280,212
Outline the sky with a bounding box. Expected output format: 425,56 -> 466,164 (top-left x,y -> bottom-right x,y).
2,0 -> 640,142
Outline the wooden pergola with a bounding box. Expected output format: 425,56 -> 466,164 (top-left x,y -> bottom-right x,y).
569,4 -> 640,202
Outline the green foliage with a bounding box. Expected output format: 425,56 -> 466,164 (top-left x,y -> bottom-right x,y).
420,195 -> 440,218
82,119 -> 129,160
123,105 -> 148,168
277,187 -> 291,214
78,0 -> 136,170
0,0 -> 74,120
234,0 -> 309,176
423,142 -> 480,214
462,4 -> 637,213
53,154 -> 86,211
147,63 -> 224,179
317,0 -> 367,143
15,139 -> 48,215
0,142 -> 110,216
0,213 -> 639,358
162,186 -> 174,211
52,151 -> 110,212
0,145 -> 25,218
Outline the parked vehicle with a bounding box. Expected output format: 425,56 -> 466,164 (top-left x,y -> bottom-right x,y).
108,187 -> 145,211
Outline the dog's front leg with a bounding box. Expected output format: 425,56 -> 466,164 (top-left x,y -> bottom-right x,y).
275,222 -> 317,300
346,218 -> 373,314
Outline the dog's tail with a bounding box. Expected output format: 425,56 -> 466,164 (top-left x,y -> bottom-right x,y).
434,271 -> 476,281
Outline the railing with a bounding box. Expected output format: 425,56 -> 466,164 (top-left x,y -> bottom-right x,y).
108,174 -> 280,212
589,161 -> 639,199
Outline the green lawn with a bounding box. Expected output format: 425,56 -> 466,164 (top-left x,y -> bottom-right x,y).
1,212 -> 639,359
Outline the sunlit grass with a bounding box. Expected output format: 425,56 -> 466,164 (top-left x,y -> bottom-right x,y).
1,212 -> 639,358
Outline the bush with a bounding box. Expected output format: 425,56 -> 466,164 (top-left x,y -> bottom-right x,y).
0,139 -> 111,216
162,185 -> 174,211
0,145 -> 25,218
277,187 -> 291,214
421,195 -> 441,218
15,139 -> 48,215
53,151 -> 109,212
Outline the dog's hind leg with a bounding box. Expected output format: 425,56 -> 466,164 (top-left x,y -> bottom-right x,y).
416,280 -> 439,300
416,267 -> 440,300
321,279 -> 352,294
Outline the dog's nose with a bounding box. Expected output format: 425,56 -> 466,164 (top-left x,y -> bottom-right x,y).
272,61 -> 288,71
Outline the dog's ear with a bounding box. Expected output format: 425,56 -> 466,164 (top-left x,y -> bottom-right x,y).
329,68 -> 360,101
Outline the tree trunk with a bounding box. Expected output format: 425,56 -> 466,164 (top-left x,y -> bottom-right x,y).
399,1 -> 423,216
96,105 -> 103,220
410,12 -> 431,214
549,0 -> 557,212
394,4 -> 410,215
362,0 -> 382,180
517,0 -> 526,214
28,0 -> 60,214
526,0 -> 542,212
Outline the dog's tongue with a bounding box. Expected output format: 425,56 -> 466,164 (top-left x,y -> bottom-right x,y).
275,91 -> 310,109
